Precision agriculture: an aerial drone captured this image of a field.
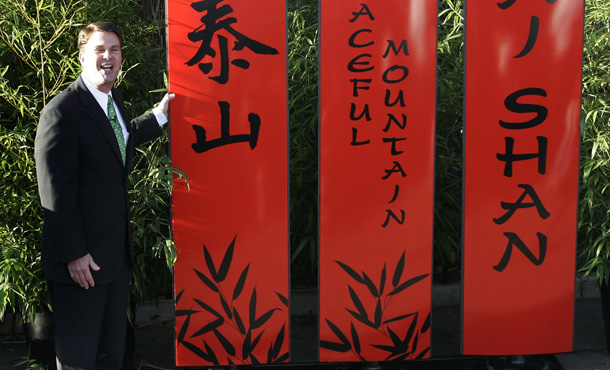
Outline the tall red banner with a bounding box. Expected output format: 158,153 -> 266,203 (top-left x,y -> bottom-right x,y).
319,1 -> 437,362
167,0 -> 289,366
462,1 -> 584,355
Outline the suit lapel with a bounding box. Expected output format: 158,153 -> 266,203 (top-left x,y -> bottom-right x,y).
75,77 -> 126,169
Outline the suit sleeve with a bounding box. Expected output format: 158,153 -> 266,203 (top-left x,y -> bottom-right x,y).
130,111 -> 163,147
35,103 -> 89,263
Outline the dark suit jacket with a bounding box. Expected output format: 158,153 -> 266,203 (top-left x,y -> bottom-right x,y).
35,75 -> 162,285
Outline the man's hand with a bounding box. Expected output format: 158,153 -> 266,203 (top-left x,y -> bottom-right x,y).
158,92 -> 176,119
68,253 -> 100,289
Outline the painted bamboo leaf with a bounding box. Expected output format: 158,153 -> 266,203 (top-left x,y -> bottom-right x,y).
190,318 -> 223,338
274,352 -> 289,363
389,273 -> 430,296
416,347 -> 430,359
383,312 -> 416,325
220,295 -> 233,319
392,251 -> 406,287
242,329 -> 252,360
346,309 -> 376,329
193,268 -> 219,292
233,307 -> 246,334
403,311 -> 419,347
203,245 -> 219,282
233,263 -> 250,300
213,328 -> 236,356
379,264 -> 387,296
217,236 -> 236,283
362,272 -> 379,298
350,322 -> 361,355
336,261 -> 365,284
177,311 -> 192,343
421,311 -> 431,333
182,340 -> 217,364
249,287 -> 258,326
203,341 -> 220,365
252,308 -> 280,330
175,308 -> 200,317
276,292 -> 289,307
348,285 -> 367,318
267,324 -> 285,362
193,298 -> 223,319
374,300 -> 382,328
320,319 -> 351,352
175,289 -> 185,304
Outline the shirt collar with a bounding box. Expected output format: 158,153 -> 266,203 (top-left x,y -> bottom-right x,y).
81,74 -> 114,116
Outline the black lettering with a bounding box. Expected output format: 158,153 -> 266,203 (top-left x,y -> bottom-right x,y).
499,88 -> 548,129
497,136 -> 547,177
493,184 -> 551,224
349,3 -> 375,22
383,40 -> 409,58
382,161 -> 407,180
349,29 -> 374,48
494,232 -> 547,272
382,65 -> 409,84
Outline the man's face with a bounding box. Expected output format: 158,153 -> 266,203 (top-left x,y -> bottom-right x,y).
79,31 -> 122,93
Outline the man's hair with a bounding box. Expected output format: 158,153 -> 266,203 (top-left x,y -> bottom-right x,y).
77,22 -> 123,53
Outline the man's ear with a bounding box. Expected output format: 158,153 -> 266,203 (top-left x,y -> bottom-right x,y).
78,52 -> 84,65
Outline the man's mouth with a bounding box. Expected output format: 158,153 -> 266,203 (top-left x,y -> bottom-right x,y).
101,63 -> 114,72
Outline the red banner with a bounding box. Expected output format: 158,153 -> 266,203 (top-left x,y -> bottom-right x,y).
462,0 -> 584,355
319,1 -> 437,362
167,0 -> 289,366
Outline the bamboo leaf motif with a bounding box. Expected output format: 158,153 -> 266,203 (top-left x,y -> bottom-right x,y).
383,312 -> 416,325
177,310 -> 191,343
267,324 -> 285,362
379,264 -> 387,296
213,328 -> 236,356
193,268 -> 219,292
320,319 -> 352,353
175,289 -> 185,304
362,272 -> 379,298
242,330 -> 252,360
374,300 -> 382,328
203,245 -> 219,282
219,295 -> 233,319
232,264 -> 250,300
416,347 -> 430,359
348,285 -> 367,318
175,309 -> 200,317
253,308 -> 280,330
233,307 -> 246,335
392,251 -> 406,287
336,261 -> 365,284
190,318 -> 223,338
403,312 -> 419,347
249,287 -> 258,326
350,322 -> 361,355
217,236 -> 235,282
193,298 -> 223,319
250,330 -> 265,354
389,273 -> 430,296
182,340 -> 218,364
274,352 -> 290,363
202,341 -> 219,365
421,311 -> 431,333
276,292 -> 289,307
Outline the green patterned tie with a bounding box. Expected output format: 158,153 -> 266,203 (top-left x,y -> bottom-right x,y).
107,95 -> 126,165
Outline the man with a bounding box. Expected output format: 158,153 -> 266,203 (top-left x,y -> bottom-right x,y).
34,22 -> 175,369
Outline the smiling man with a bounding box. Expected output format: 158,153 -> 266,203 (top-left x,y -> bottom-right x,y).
34,22 -> 175,369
